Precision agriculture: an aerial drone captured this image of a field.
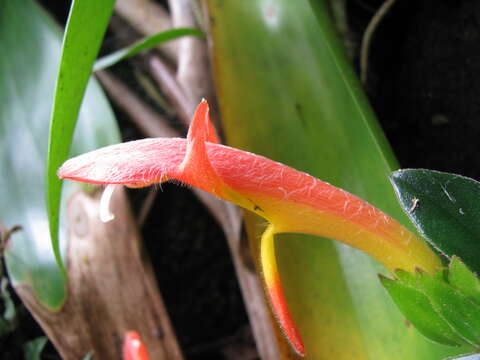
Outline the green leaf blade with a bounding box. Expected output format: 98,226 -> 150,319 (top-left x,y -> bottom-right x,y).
391,169 -> 480,273
46,0 -> 115,271
94,28 -> 203,71
1,0 -> 119,310
449,257 -> 480,305
380,274 -> 465,347
419,273 -> 480,348
383,264 -> 480,351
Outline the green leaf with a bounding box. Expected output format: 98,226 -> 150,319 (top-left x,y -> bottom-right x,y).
0,0 -> 119,309
382,263 -> 480,351
94,28 -> 203,71
46,0 -> 115,272
380,274 -> 465,347
390,169 -> 480,273
23,337 -> 48,360
449,257 -> 480,305
419,273 -> 480,347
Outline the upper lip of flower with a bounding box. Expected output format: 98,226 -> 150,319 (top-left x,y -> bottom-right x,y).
58,100 -> 441,357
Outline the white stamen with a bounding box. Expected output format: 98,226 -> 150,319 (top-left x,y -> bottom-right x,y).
100,184 -> 117,223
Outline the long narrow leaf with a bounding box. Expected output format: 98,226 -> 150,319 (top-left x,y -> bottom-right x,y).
94,28 -> 203,71
0,0 -> 119,309
46,0 -> 115,271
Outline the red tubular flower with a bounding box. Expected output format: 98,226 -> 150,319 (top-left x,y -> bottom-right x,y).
122,331 -> 149,360
59,100 -> 441,356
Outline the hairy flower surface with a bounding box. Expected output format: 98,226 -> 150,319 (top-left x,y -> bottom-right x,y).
59,100 -> 441,356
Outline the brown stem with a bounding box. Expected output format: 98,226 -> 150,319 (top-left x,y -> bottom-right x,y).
168,0 -> 216,108
148,56 -> 192,127
14,189 -> 184,360
96,70 -> 180,138
114,0 -> 177,63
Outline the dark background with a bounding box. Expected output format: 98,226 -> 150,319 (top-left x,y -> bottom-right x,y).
349,0 -> 480,179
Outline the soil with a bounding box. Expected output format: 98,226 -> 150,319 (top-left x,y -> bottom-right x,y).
3,1 -> 480,359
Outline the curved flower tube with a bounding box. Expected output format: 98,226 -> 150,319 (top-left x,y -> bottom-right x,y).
122,331 -> 149,360
59,100 -> 441,356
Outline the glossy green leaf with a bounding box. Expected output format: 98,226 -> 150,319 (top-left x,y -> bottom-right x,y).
0,0 -> 119,309
208,0 -> 462,358
380,274 -> 465,347
94,28 -> 203,71
46,0 -> 115,271
391,169 -> 480,273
